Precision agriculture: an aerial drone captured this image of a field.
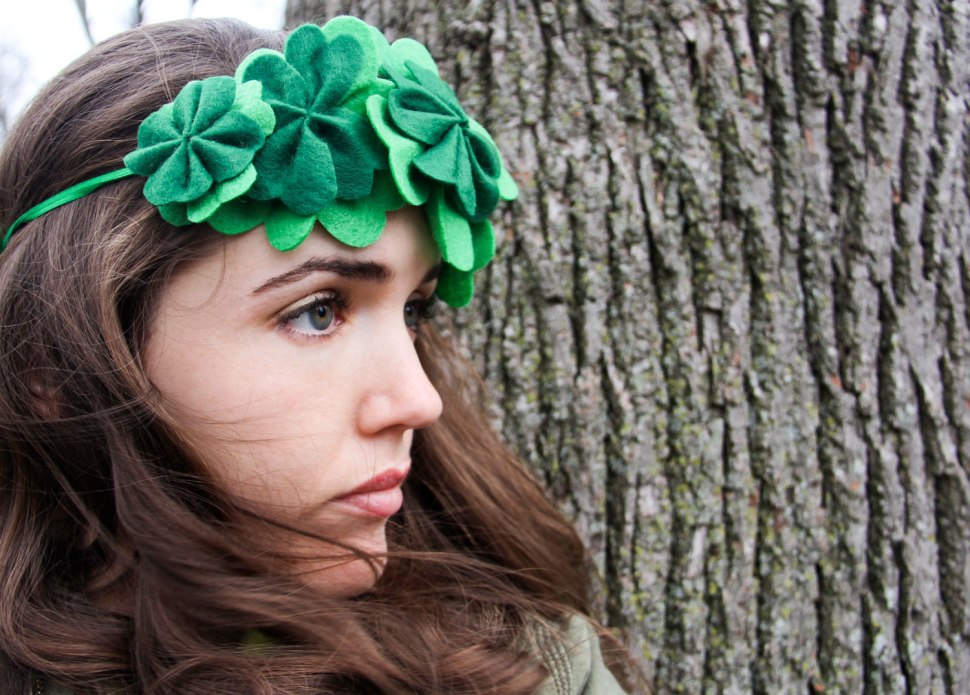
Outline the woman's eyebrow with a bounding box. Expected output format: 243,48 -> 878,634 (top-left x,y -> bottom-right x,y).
250,256 -> 392,295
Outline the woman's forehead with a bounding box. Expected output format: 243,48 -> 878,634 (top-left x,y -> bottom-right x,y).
170,207 -> 440,301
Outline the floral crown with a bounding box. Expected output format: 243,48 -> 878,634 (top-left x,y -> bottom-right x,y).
3,17 -> 518,307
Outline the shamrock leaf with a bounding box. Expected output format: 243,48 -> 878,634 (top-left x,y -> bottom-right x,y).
124,76 -> 269,207
367,40 -> 518,223
238,22 -> 385,216
125,77 -> 275,224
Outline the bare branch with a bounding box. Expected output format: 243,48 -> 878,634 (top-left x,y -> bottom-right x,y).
0,42 -> 27,140
72,0 -> 96,46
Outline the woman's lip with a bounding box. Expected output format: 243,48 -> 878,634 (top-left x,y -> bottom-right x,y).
345,466 -> 408,496
333,465 -> 409,517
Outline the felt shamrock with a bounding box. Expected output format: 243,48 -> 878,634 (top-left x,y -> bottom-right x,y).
214,18 -> 398,251
365,36 -> 518,306
123,75 -> 274,223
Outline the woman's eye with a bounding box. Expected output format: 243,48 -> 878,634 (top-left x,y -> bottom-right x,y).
281,294 -> 345,337
404,296 -> 438,331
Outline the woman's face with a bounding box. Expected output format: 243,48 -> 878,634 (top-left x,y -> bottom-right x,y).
144,207 -> 443,595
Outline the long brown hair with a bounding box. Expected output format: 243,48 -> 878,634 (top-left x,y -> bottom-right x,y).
0,18 -> 593,695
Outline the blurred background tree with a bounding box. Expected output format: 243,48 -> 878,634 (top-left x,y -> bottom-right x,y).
286,1 -> 970,693
0,43 -> 26,140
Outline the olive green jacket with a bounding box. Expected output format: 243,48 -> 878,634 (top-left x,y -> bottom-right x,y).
532,615 -> 629,695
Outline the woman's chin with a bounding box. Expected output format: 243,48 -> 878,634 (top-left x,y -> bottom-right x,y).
285,524 -> 390,597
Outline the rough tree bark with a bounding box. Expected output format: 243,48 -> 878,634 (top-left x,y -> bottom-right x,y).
286,1 -> 969,692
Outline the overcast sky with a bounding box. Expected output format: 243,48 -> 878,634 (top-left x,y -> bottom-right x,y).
0,0 -> 286,119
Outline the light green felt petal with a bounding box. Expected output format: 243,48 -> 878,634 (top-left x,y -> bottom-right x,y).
435,263 -> 474,308
427,189 -> 474,271
366,94 -> 429,205
387,38 -> 439,77
497,166 -> 519,200
343,76 -> 394,114
265,209 -> 316,251
317,170 -> 405,247
470,219 -> 496,272
187,165 -> 257,223
233,80 -> 276,134
318,201 -> 383,248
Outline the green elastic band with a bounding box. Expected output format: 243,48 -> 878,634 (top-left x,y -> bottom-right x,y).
2,167 -> 135,250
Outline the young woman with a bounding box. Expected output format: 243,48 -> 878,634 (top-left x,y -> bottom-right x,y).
0,16 -> 631,695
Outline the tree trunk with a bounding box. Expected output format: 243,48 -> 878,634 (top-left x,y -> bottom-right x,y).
286,1 -> 970,692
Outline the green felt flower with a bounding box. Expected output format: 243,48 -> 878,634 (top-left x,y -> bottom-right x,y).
366,37 -> 519,223
124,76 -> 274,210
237,20 -> 386,217
117,18 -> 518,309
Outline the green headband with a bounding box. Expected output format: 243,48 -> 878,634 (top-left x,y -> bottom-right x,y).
3,17 -> 518,307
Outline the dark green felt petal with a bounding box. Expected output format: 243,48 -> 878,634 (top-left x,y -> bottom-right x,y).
285,24 -> 330,99
467,119 -> 519,200
190,112 -> 264,181
239,49 -> 307,108
435,263 -> 475,307
465,125 -> 502,180
171,81 -> 199,133
248,119 -> 300,199
313,34 -> 363,110
309,108 -> 382,200
191,77 -> 236,132
251,120 -> 339,214
135,106 -> 180,149
207,198 -> 272,235
158,203 -> 190,227
453,136 -> 479,217
406,63 -> 464,116
124,139 -> 179,176
322,16 -> 382,98
143,142 -> 212,205
465,136 -> 501,220
284,129 -> 338,214
388,87 -> 465,144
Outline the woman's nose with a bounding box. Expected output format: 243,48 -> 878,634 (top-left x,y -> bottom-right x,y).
356,328 -> 443,436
